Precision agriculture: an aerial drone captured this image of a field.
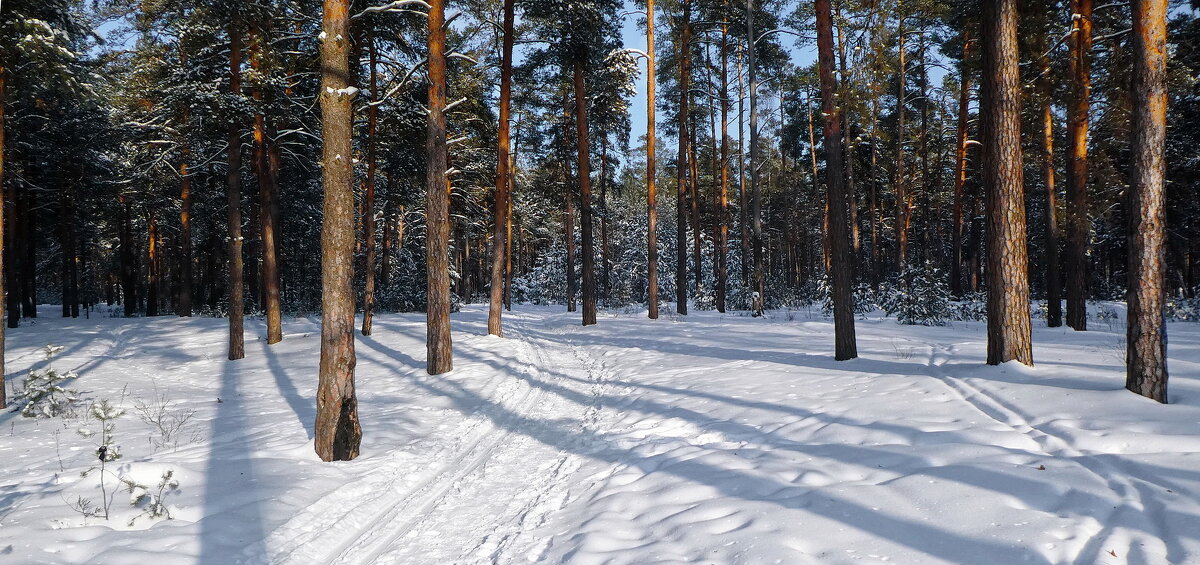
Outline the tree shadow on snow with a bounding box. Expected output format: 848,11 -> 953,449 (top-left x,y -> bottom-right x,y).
354,325 -> 1198,565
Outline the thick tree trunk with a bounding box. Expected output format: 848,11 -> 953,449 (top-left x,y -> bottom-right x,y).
981,0 -> 1033,366
179,161 -> 193,317
647,0 -> 659,319
362,31 -> 381,337
676,5 -> 691,315
816,0 -> 857,360
425,0 -> 453,375
488,0 -> 515,335
315,0 -> 363,461
951,33 -> 972,297
226,14 -> 246,360
1126,0 -> 1169,402
574,62 -> 597,326
1065,0 -> 1093,331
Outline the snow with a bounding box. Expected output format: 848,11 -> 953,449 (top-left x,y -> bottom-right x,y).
2,304 -> 1199,564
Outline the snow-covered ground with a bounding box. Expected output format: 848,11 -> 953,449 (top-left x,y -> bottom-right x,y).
2,304 -> 1199,564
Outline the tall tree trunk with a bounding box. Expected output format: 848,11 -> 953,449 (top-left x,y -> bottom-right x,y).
816,0 -> 858,360
736,43 -> 750,289
600,138 -> 611,302
747,0 -> 764,316
425,0 -> 453,375
1065,0 -> 1093,331
381,171 -> 396,290
687,105 -> 702,293
981,0 -> 1033,366
488,0 -> 515,335
676,5 -> 691,315
647,0 -> 660,319
1041,65 -> 1062,327
716,11 -> 730,313
0,64 -> 6,405
1126,0 -> 1168,402
895,14 -> 909,273
574,62 -> 597,326
251,21 -> 282,344
362,31 -> 381,337
226,13 -> 246,360
315,0 -> 362,461
951,32 -> 972,297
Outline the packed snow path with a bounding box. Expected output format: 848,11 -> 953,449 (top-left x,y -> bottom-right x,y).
2,305 -> 1200,564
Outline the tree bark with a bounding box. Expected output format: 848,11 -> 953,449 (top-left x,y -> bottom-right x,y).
315,0 -> 363,461
981,0 -> 1033,366
951,32 -> 972,297
425,0 -> 453,375
488,0 -> 515,335
647,0 -> 659,319
895,15 -> 909,273
815,0 -> 857,360
1041,65 -> 1062,327
747,0 -> 764,316
676,5 -> 691,315
226,13 -> 246,360
1126,0 -> 1168,402
0,64 -> 6,405
362,31 -> 381,337
715,5 -> 730,313
251,20 -> 282,345
1065,0 -> 1093,331
574,62 -> 597,326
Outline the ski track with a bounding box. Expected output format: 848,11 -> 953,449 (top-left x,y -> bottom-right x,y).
258,313 -> 611,565
923,342 -> 1179,564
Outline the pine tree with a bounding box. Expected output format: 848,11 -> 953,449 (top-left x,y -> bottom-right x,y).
315,0 -> 362,461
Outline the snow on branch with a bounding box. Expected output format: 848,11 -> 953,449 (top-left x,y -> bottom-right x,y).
353,0 -> 431,20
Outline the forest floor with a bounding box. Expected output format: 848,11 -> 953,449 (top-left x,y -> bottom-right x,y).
1,303 -> 1199,564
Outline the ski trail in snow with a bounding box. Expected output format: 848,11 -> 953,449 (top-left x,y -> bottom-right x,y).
923,342 -> 1175,564
262,313 -> 612,565
259,335 -> 546,564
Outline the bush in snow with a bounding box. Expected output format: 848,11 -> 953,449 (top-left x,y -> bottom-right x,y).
122,469 -> 180,526
72,399 -> 126,521
1166,293 -> 1200,322
15,345 -> 80,418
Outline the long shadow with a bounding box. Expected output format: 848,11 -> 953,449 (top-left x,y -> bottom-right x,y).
353,345 -> 1062,564
260,340 -> 315,439
358,314 -> 1199,561
198,357 -> 266,564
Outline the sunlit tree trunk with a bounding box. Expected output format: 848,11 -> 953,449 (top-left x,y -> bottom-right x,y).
1041,61 -> 1062,328
982,0 -> 1033,366
488,0 -> 515,335
647,0 -> 660,319
1,64 -> 7,405
951,32 -> 972,297
425,0 -> 453,375
1065,0 -> 1093,331
1126,0 -> 1168,402
251,20 -> 282,344
315,0 -> 362,461
816,0 -> 857,360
